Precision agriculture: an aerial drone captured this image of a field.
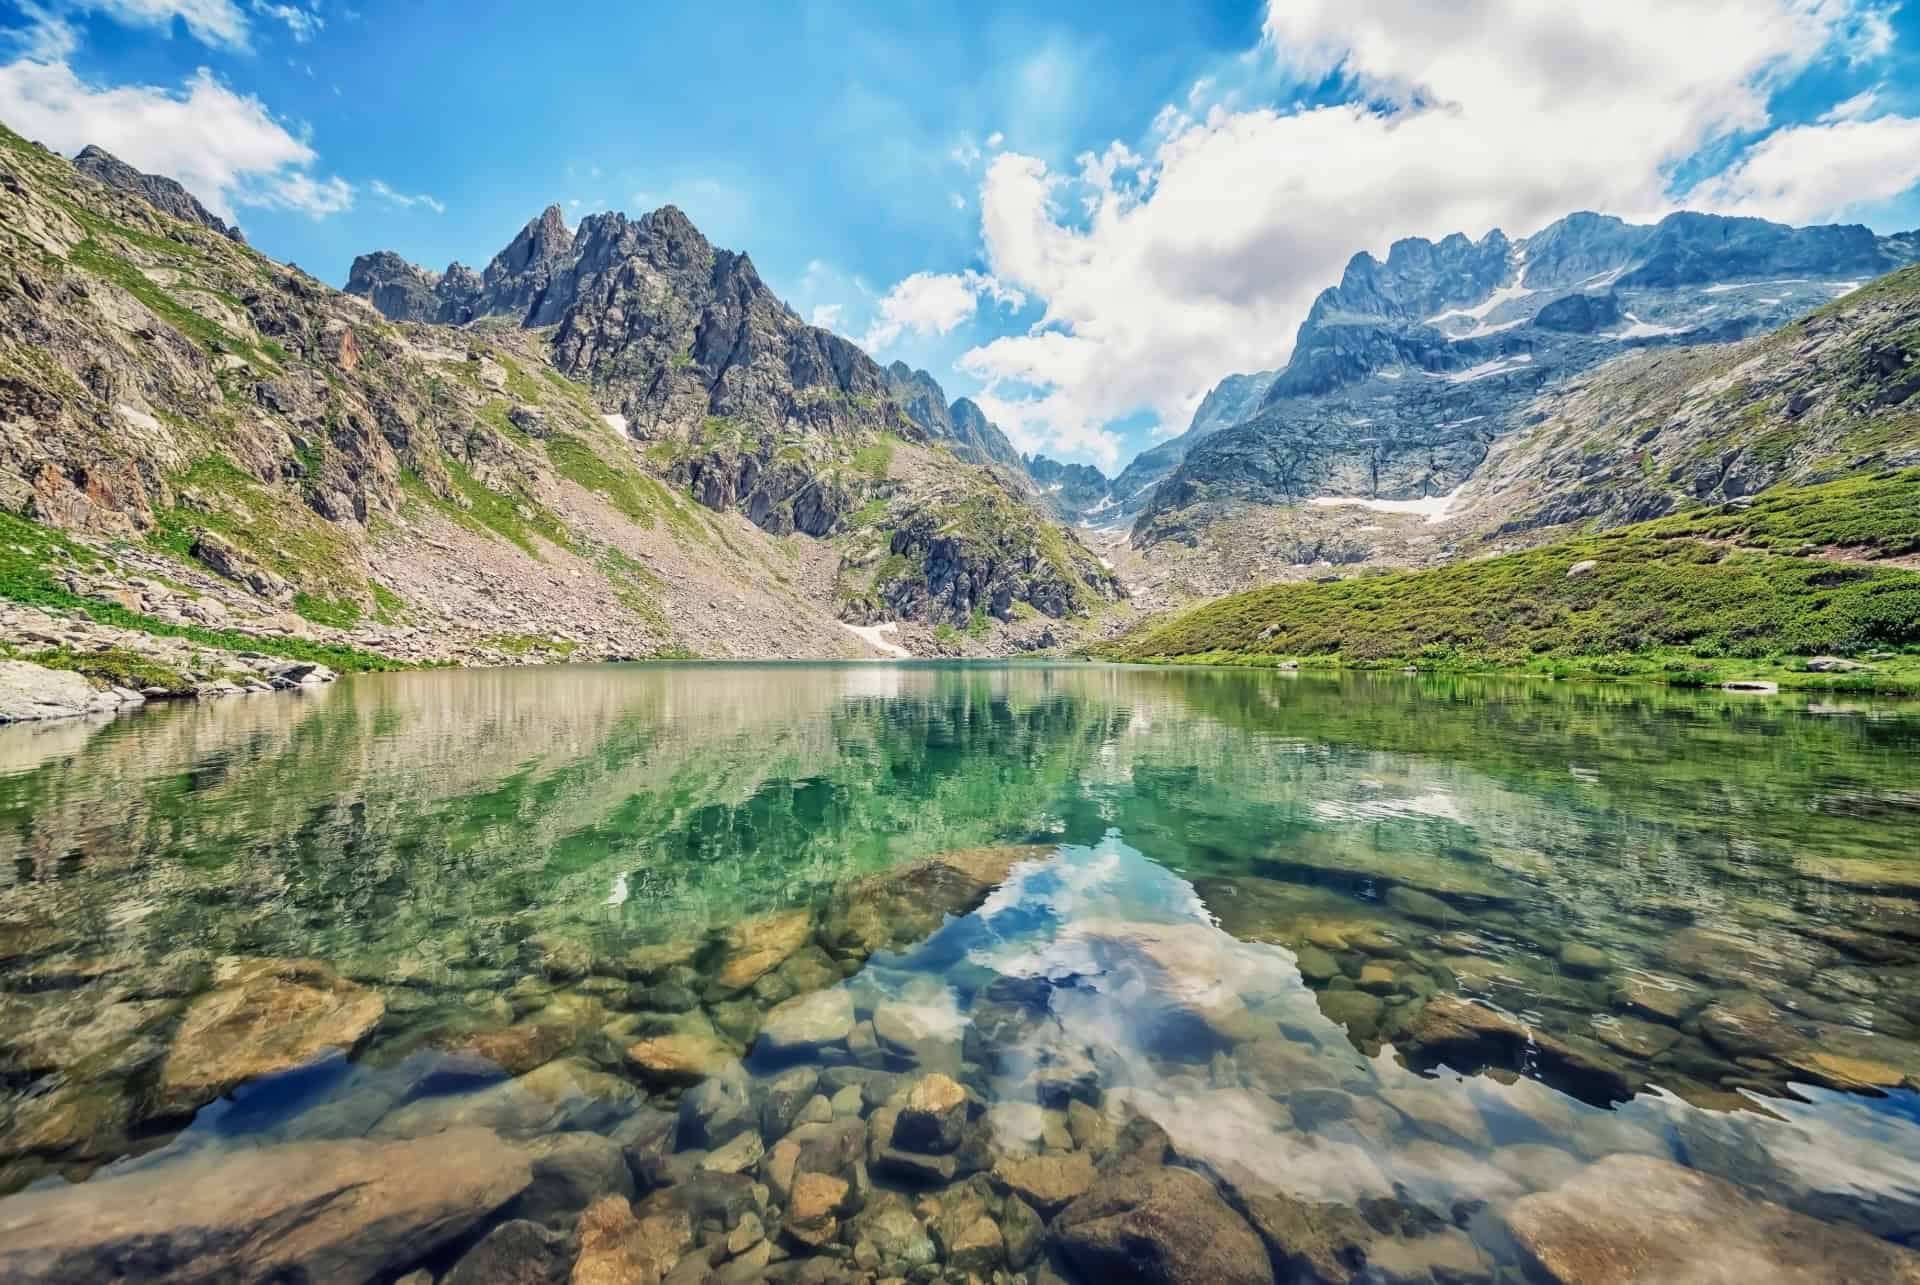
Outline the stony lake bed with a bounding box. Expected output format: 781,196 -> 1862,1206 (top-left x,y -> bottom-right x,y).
0,662 -> 1917,1284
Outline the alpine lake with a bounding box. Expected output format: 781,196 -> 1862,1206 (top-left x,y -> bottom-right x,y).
1,662 -> 1919,1284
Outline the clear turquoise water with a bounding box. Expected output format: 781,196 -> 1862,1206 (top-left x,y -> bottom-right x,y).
2,663 -> 1918,1278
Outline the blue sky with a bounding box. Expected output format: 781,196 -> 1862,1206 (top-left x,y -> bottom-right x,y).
4,1 -> 1920,471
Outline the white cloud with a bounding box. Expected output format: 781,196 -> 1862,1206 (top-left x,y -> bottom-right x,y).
948,191 -> 965,211
986,130 -> 1004,148
860,269 -> 1024,353
369,178 -> 445,215
942,0 -> 1905,464
0,59 -> 350,220
1691,114 -> 1920,223
810,302 -> 843,330
1819,85 -> 1881,122
13,0 -> 253,51
252,167 -> 351,216
249,0 -> 319,42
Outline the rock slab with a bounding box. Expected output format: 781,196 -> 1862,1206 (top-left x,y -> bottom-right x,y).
1506,1154 -> 1920,1284
0,1127 -> 530,1283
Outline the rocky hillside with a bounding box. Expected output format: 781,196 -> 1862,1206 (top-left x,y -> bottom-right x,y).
1102,467 -> 1920,691
0,121 -> 1121,678
1455,263 -> 1920,537
1137,211 -> 1920,550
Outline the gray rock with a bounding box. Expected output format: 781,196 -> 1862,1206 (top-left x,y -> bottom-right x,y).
755,987 -> 854,1056
442,1218 -> 571,1285
505,1131 -> 633,1226
0,660 -> 136,723
1055,1165 -> 1276,1285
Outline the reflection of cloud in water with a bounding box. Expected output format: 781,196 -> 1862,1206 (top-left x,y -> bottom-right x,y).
887,834 -> 1920,1232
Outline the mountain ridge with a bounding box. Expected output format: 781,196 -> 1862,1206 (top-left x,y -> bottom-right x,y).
1134,207 -> 1920,556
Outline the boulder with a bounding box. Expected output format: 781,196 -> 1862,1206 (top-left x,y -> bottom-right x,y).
785,1171 -> 852,1248
710,909 -> 814,995
0,1127 -> 529,1283
571,1194 -> 692,1285
990,1150 -> 1095,1215
443,1218 -> 571,1285
1241,1191 -> 1374,1283
0,660 -> 137,723
892,1072 -> 969,1154
625,1031 -> 735,1088
821,846 -> 1051,956
1055,1165 -> 1276,1285
153,957 -> 385,1119
1506,1154 -> 1920,1283
507,1131 -> 634,1226
755,987 -> 854,1056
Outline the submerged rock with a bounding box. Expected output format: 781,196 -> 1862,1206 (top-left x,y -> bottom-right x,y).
821,845 -> 1053,956
1054,1164 -> 1276,1285
152,957 -> 385,1119
710,909 -> 814,995
625,1031 -> 736,1087
755,986 -> 854,1056
1506,1154 -> 1920,1283
0,1127 -> 529,1283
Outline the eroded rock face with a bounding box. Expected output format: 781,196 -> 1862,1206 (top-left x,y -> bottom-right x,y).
1054,1164 -> 1276,1285
0,1127 -> 530,1283
153,956 -> 385,1119
1506,1154 -> 1920,1284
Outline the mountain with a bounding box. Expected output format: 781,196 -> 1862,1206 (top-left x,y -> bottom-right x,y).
1101,369 -> 1278,524
0,120 -> 1121,675
72,145 -> 244,243
945,395 -> 1023,470
1454,262 -> 1920,536
1025,454 -> 1113,520
1136,210 -> 1920,550
877,365 -> 1022,470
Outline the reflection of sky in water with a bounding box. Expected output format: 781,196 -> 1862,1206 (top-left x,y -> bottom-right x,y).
856,834 -> 1920,1227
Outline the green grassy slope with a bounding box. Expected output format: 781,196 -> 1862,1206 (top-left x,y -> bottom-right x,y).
1099,469 -> 1920,691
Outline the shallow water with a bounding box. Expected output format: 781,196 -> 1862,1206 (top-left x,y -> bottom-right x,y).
2,662 -> 1919,1281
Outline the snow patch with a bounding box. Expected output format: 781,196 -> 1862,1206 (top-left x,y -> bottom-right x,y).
1308,488 -> 1460,524
1425,279 -> 1535,328
603,412 -> 629,439
1444,354 -> 1533,383
843,621 -> 911,659
1455,316 -> 1528,340
1608,312 -> 1687,340
1425,250 -> 1534,328
1703,278 -> 1808,294
1829,280 -> 1866,297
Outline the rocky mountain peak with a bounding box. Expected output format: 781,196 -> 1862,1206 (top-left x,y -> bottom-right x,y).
71,144 -> 243,243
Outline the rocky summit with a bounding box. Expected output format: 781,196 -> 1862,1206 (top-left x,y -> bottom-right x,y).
1136,210 -> 1920,554
0,118 -> 1125,710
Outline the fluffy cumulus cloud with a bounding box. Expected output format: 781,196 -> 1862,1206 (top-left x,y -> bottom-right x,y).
1692,115 -> 1920,223
0,59 -> 351,219
925,0 -> 1914,464
861,269 -> 1024,353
